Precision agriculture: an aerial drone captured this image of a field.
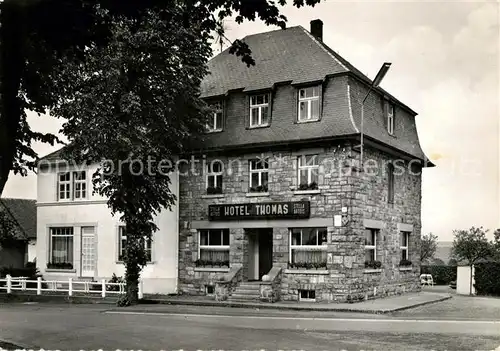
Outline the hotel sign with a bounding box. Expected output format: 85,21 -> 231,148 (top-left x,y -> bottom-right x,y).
208,201 -> 310,221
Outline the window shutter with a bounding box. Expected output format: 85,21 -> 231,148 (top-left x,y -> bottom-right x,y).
245,94 -> 250,129
294,88 -> 299,123
318,83 -> 324,121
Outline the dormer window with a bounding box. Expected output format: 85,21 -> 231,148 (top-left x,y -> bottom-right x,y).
249,94 -> 270,127
298,86 -> 320,122
207,101 -> 223,132
387,103 -> 394,135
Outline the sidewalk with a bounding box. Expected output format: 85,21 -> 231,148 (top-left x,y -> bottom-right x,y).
138,291 -> 452,314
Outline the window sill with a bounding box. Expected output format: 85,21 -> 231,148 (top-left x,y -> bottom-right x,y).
284,269 -> 329,275
364,269 -> 383,274
45,269 -> 76,273
201,194 -> 225,199
194,267 -> 230,272
294,190 -> 321,195
296,119 -> 320,124
206,129 -> 223,134
116,261 -> 154,265
398,267 -> 413,271
246,192 -> 270,197
248,124 -> 270,130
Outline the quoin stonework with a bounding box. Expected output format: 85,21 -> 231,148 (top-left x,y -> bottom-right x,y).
177,19 -> 433,302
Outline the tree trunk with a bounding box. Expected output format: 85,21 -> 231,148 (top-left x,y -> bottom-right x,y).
0,1 -> 26,196
124,259 -> 140,305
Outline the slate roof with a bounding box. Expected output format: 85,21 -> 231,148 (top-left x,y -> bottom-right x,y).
0,198 -> 37,239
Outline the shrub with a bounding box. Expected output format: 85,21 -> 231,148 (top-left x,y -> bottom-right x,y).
47,262 -> 73,270
399,259 -> 412,267
420,265 -> 457,285
107,273 -> 125,291
474,262 -> 500,296
365,260 -> 382,269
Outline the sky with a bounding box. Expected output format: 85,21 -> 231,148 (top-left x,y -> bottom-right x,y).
3,0 -> 499,241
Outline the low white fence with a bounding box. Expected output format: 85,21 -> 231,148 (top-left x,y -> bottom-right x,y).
0,275 -> 144,299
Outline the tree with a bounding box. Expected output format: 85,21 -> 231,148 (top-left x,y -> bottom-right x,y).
0,1 -> 322,305
420,233 -> 438,263
452,226 -> 493,294
0,0 -> 322,197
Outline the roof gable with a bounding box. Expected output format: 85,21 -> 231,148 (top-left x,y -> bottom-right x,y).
0,198 -> 37,239
201,26 -> 348,98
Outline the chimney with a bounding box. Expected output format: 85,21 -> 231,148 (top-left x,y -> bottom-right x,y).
310,19 -> 323,41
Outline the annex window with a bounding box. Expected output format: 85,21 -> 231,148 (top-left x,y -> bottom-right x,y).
299,289 -> 316,301
58,171 -> 87,201
289,228 -> 327,267
206,161 -> 223,194
249,94 -> 270,127
199,229 -> 230,265
387,103 -> 395,135
388,163 -> 395,204
298,86 -> 320,122
49,227 -> 74,269
249,158 -> 269,193
207,101 -> 223,132
118,226 -> 152,262
364,229 -> 378,262
400,232 -> 410,260
73,171 -> 87,200
297,155 -> 319,190
58,173 -> 71,200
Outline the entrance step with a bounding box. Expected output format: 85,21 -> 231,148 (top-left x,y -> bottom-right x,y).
228,281 -> 261,302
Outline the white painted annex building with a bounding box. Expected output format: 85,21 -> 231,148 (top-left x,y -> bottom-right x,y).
36,154 -> 179,294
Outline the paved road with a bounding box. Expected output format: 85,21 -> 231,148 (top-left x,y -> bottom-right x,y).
0,302 -> 499,350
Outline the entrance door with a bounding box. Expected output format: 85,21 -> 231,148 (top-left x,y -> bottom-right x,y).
246,228 -> 273,281
258,229 -> 273,279
81,227 -> 96,277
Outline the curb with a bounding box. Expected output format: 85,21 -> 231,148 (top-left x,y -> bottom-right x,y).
138,294 -> 452,314
0,293 -> 118,305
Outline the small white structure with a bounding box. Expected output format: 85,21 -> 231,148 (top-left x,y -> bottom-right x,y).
36,154 -> 179,295
456,265 -> 476,295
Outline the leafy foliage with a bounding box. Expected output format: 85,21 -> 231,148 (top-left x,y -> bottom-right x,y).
451,226 -> 494,266
1,0 -> 321,305
474,262 -> 500,296
364,260 -> 382,269
420,233 -> 438,263
420,265 -> 456,285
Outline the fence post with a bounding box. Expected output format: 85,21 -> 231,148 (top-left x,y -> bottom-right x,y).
6,275 -> 12,294
37,277 -> 42,295
138,280 -> 144,299
101,279 -> 106,298
68,278 -> 73,297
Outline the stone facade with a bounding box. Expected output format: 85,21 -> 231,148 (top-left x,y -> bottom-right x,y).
177,140 -> 422,302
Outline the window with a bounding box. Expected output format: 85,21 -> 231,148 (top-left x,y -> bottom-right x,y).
249,94 -> 270,127
298,86 -> 320,121
400,232 -> 410,260
58,173 -> 71,200
249,158 -> 269,192
364,229 -> 378,262
199,229 -> 230,264
49,227 -> 74,268
206,161 -> 223,194
118,226 -> 152,262
387,103 -> 394,135
298,155 -> 319,190
73,171 -> 87,199
58,171 -> 87,201
205,285 -> 215,295
207,101 -> 223,132
299,289 -> 316,301
289,228 -> 327,266
388,163 -> 395,204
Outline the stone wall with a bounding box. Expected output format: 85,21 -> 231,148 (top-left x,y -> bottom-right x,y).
177,140 -> 423,301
